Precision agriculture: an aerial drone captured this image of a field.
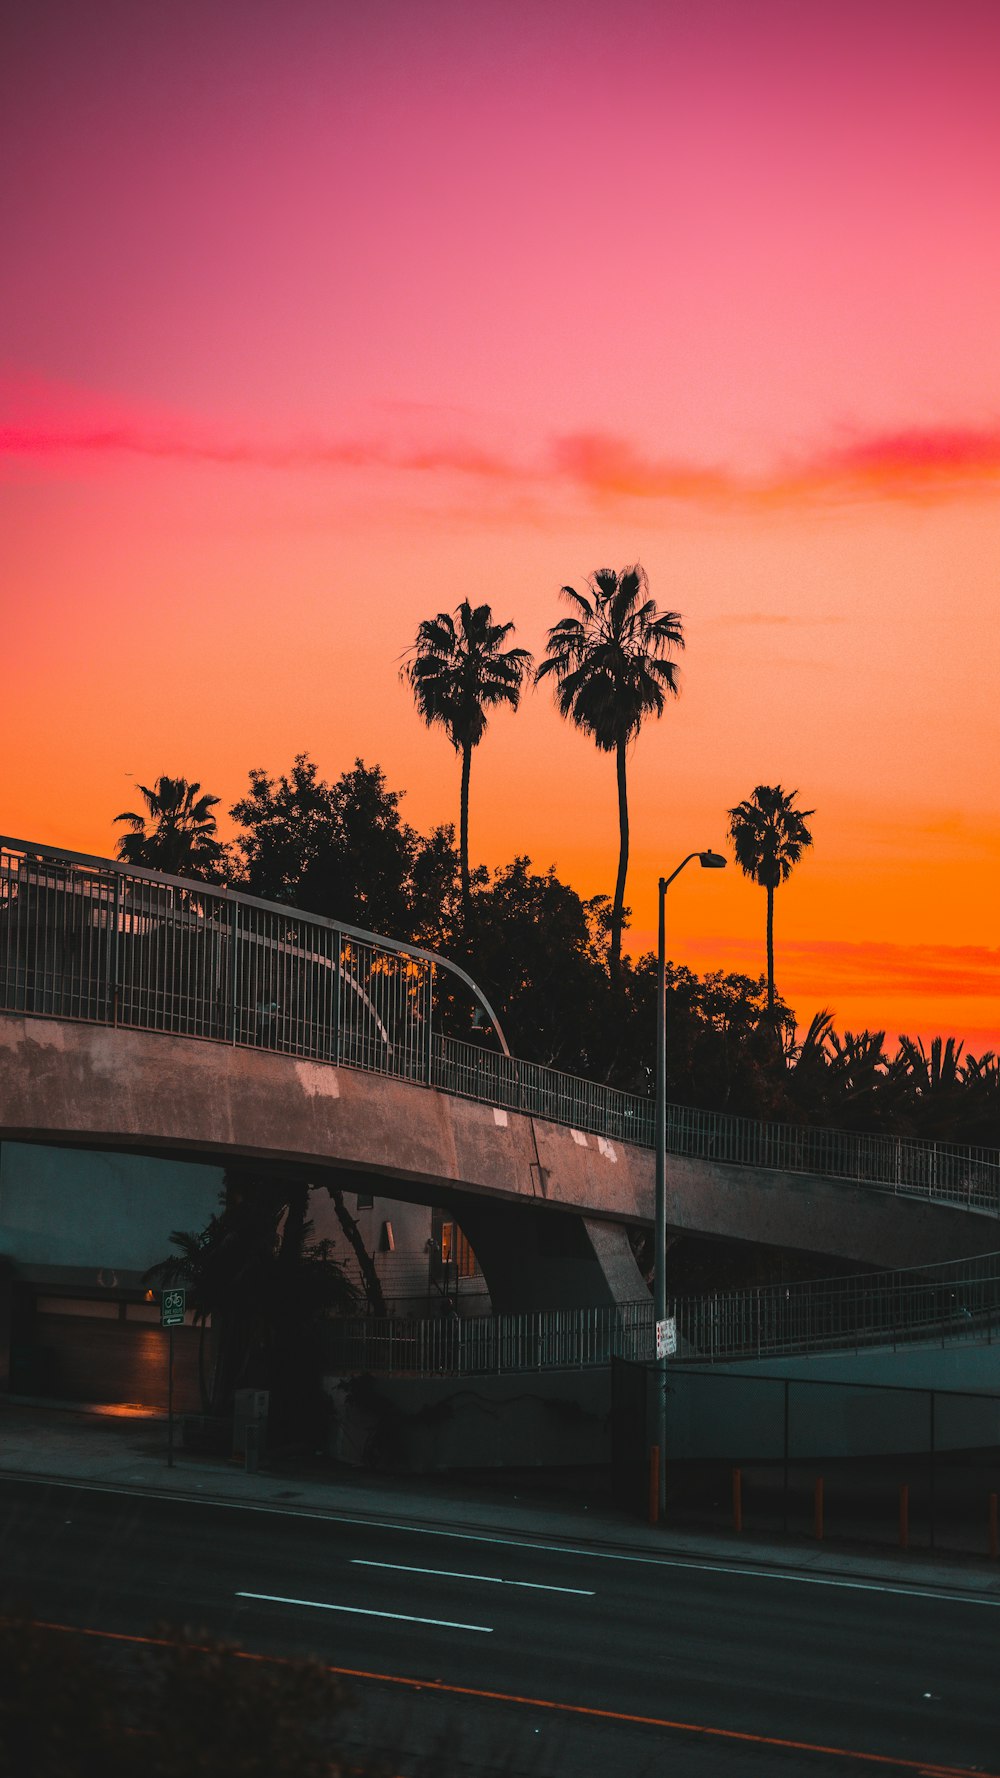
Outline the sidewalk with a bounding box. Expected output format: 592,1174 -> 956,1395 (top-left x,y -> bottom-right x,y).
3,1395 -> 1000,1604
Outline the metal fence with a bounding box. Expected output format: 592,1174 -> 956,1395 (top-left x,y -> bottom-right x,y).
431,1037 -> 1000,1211
2,837 -> 998,1215
325,1301 -> 655,1376
326,1249 -> 1000,1377
673,1247 -> 1000,1362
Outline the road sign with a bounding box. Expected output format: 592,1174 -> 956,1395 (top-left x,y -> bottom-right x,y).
161,1288 -> 186,1328
655,1316 -> 676,1359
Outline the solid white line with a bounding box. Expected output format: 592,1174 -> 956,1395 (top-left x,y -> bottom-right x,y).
351,1558 -> 594,1595
15,1476 -> 1000,1612
236,1589 -> 492,1633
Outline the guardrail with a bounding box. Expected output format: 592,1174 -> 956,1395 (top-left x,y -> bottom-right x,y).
674,1246 -> 1000,1362
326,1249 -> 1000,1376
2,836 -> 998,1214
432,1036 -> 1000,1212
325,1300 -> 653,1376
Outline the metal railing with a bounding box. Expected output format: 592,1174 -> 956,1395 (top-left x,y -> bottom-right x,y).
326,1249 -> 1000,1377
2,836 -> 998,1216
325,1301 -> 654,1377
673,1247 -> 1000,1362
430,1037 -> 1000,1212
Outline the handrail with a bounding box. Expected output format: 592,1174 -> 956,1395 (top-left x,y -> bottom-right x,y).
1,837 -> 997,1213
324,1247 -> 1000,1375
0,834 -> 510,1054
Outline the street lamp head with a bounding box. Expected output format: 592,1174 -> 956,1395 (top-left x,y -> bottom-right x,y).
698,850 -> 727,870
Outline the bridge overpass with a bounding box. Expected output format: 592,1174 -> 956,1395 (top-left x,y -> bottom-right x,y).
2,838 -> 998,1314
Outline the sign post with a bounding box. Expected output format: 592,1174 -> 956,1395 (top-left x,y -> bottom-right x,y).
160,1288 -> 186,1468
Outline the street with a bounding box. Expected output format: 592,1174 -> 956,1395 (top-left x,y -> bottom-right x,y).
1,1476 -> 997,1776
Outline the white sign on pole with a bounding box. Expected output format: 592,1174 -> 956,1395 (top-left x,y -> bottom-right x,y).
655,1317 -> 677,1359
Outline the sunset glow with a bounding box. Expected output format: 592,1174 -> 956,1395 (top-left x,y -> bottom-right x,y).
3,0 -> 998,1052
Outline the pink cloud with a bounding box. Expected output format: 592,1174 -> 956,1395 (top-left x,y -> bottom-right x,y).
4,387 -> 1000,509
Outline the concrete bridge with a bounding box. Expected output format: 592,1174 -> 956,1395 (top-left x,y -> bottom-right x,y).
1,838 -> 998,1314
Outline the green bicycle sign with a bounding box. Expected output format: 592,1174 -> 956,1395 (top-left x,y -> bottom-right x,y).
160,1288 -> 186,1328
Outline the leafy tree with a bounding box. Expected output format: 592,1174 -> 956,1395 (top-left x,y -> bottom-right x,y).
461,857 -> 613,1071
620,955 -> 793,1116
114,776 -> 224,879
726,784 -> 815,1016
535,565 -> 683,984
407,820 -> 464,952
230,753 -> 447,940
403,601 -> 532,919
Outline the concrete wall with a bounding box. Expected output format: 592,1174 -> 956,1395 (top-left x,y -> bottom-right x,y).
325,1367 -> 611,1471
1,1015 -> 997,1307
709,1340 -> 1000,1394
322,1339 -> 1000,1473
666,1349 -> 1000,1462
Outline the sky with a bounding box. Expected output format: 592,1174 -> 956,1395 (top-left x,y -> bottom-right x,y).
3,0 -> 999,1052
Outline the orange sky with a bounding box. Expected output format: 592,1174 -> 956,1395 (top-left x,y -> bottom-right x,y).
3,0 -> 998,1053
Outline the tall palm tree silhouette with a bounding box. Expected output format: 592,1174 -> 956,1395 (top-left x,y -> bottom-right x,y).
404,601 -> 531,919
727,784 -> 814,1015
535,565 -> 683,983
114,776 -> 224,878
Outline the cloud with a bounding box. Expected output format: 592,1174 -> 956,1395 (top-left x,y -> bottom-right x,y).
0,418 -> 519,480
696,935 -> 1000,1002
547,432 -> 736,503
4,387 -> 1000,510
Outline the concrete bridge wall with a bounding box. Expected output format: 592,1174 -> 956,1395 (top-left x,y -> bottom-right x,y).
1,1015 -> 997,1313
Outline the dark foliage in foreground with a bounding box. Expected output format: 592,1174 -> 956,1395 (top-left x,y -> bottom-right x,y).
0,1612 -> 380,1778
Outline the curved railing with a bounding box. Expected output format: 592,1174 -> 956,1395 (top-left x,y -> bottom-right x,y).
2,837 -> 998,1217
325,1248 -> 1000,1375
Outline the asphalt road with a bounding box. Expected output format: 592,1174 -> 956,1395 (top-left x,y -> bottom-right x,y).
1,1476 -> 997,1777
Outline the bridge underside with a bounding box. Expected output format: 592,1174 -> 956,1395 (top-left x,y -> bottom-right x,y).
1,1017 -> 996,1313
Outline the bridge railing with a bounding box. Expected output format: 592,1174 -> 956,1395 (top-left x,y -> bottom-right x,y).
326,1249 -> 1000,1377
433,1033 -> 1000,1213
0,841 -> 441,1081
2,838 -> 998,1214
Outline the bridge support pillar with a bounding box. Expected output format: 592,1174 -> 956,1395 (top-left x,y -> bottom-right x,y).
454,1202 -> 647,1314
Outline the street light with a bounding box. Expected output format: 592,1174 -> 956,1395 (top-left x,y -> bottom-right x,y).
654,849 -> 726,1519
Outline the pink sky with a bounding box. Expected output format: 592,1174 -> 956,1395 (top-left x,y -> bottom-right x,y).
3,0 -> 999,1051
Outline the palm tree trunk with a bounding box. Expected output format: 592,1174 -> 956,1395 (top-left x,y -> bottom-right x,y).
328,1187 -> 387,1315
766,882 -> 775,1014
459,741 -> 472,922
611,737 -> 629,984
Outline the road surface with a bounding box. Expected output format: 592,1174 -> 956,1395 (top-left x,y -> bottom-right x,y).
0,1476 -> 996,1776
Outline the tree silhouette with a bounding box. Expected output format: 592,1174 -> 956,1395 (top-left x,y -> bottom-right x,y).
114,776 -> 223,879
403,602 -> 531,919
145,1171 -> 359,1431
727,784 -> 814,1015
535,564 -> 683,983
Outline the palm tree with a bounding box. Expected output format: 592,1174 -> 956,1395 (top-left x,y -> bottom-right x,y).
535,565 -> 684,983
144,1172 -> 359,1422
727,784 -> 815,1015
403,602 -> 532,918
114,775 -> 224,878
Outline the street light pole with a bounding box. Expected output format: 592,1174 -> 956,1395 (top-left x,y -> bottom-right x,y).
654,848 -> 726,1518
